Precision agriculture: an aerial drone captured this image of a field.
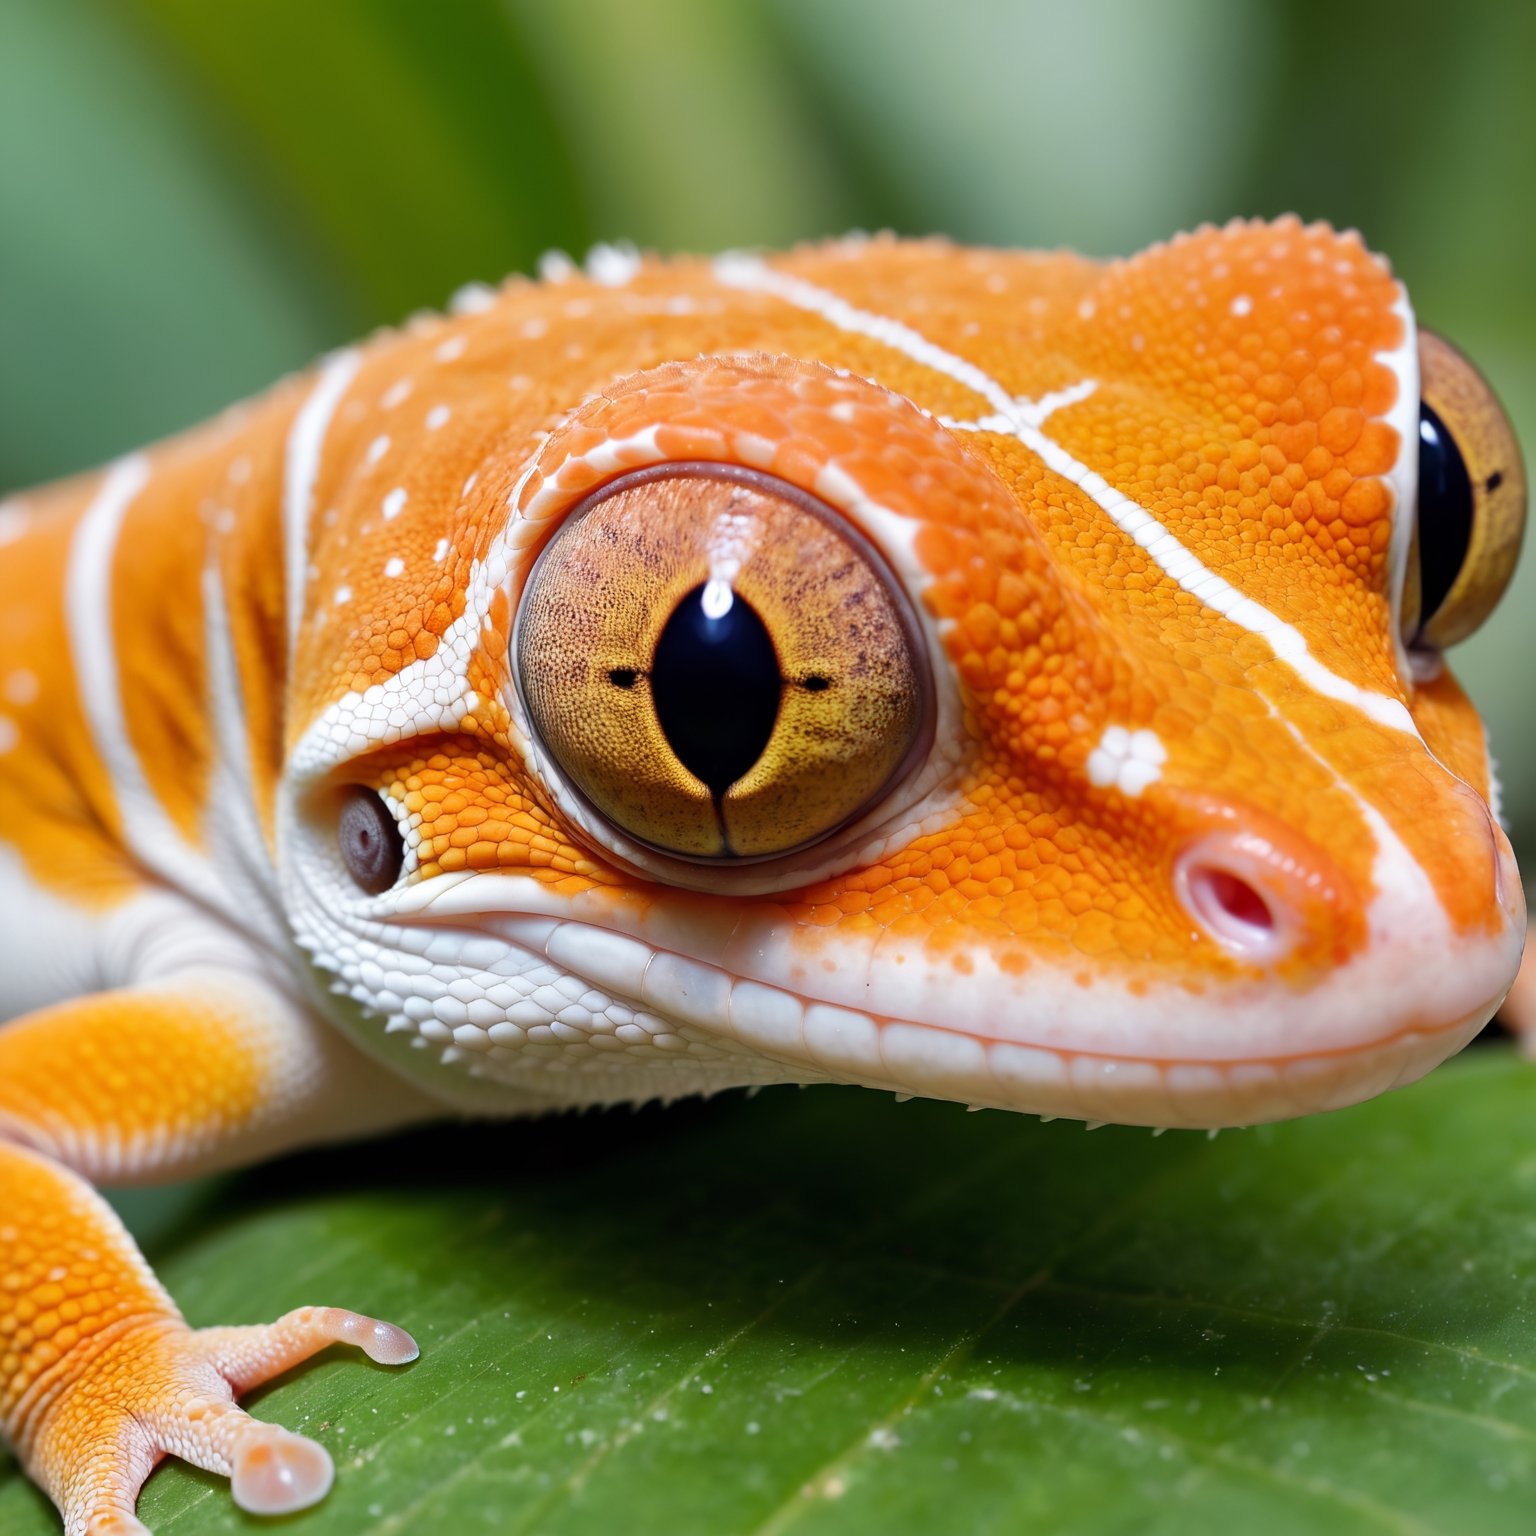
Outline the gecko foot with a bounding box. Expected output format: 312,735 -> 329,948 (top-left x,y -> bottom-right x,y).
32,1306 -> 416,1534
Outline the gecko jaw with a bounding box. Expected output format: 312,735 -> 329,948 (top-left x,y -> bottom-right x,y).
365,861 -> 1520,1129
370,907 -> 1502,1129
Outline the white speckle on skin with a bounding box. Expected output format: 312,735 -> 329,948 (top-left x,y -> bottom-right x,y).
435,336 -> 467,364
1230,294 -> 1253,317
228,456 -> 252,485
433,539 -> 450,563
538,249 -> 577,283
520,318 -> 548,340
426,405 -> 451,430
367,435 -> 391,465
334,587 -> 352,605
450,282 -> 497,315
382,378 -> 414,409
3,671 -> 38,706
1086,725 -> 1167,797
384,558 -> 405,579
0,716 -> 17,755
1078,297 -> 1096,321
383,488 -> 408,521
586,241 -> 642,286
462,472 -> 479,497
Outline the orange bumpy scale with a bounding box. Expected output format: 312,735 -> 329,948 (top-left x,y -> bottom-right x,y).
0,222 -> 1526,1531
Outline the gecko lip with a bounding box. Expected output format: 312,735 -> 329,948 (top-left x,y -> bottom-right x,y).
384,863 -> 1519,1129
394,905 -> 1504,1128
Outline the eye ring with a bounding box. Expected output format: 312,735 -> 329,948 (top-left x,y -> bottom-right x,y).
512,462 -> 936,870
1407,330 -> 1527,650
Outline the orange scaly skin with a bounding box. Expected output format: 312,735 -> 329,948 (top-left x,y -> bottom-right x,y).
0,221 -> 1523,1530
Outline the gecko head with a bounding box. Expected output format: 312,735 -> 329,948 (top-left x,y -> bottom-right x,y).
281,221 -> 1525,1129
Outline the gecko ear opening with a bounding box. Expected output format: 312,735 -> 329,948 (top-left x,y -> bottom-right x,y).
337,788 -> 406,894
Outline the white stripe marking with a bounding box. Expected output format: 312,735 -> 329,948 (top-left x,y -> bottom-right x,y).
67,458 -> 229,909
1271,706 -> 1444,941
200,559 -> 291,952
284,349 -> 361,658
941,377 -> 1100,434
714,254 -> 1418,737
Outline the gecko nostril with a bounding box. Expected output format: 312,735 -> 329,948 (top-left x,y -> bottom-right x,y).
1168,808 -> 1366,974
1174,834 -> 1300,964
1183,863 -> 1276,951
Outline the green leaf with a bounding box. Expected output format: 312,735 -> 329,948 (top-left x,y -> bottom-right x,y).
127,0 -> 594,324
3,1047 -> 1535,1533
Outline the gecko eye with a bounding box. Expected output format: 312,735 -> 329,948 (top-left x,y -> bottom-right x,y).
338,788 -> 406,894
515,464 -> 931,862
1403,331 -> 1526,649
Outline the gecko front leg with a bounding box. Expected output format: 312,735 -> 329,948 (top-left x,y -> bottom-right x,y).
0,968 -> 427,1534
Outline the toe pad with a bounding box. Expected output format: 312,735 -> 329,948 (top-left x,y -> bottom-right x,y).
231,1428 -> 335,1516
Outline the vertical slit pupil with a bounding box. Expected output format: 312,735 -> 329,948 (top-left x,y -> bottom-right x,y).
1417,402 -> 1475,628
651,583 -> 781,796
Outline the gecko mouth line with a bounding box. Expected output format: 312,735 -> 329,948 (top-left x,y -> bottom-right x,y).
378,907 -> 1504,1126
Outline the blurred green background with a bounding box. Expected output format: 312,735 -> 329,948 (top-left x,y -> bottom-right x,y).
3,0 -> 1533,857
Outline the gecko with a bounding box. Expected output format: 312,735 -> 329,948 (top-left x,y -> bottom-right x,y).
0,219 -> 1526,1533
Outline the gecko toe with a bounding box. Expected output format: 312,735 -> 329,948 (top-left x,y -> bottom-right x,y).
230,1427 -> 335,1516
328,1307 -> 420,1365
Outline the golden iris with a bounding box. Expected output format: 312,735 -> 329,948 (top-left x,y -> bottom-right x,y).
516,465 -> 929,860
